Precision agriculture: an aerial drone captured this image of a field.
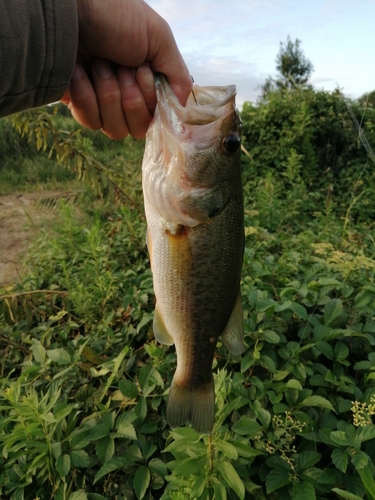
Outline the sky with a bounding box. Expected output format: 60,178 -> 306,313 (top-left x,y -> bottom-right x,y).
147,0 -> 375,107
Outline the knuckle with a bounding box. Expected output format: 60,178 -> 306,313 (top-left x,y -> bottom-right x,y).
99,87 -> 122,104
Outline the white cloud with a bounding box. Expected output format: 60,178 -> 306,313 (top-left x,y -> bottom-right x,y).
146,0 -> 375,101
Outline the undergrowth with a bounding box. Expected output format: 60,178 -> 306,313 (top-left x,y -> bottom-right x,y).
0,90 -> 375,500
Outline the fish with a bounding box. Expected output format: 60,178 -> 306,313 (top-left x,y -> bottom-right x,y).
142,74 -> 244,434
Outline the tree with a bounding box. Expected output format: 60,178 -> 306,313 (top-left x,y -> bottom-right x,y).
261,36 -> 314,97
357,90 -> 375,108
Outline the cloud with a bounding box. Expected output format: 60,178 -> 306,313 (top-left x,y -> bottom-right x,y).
186,55 -> 265,104
146,0 -> 375,102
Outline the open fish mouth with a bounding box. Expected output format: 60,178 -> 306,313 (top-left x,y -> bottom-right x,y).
155,73 -> 237,128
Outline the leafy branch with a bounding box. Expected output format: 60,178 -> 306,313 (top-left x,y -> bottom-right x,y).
12,109 -> 144,214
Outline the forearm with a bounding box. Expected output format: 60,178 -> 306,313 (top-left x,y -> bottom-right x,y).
0,0 -> 78,117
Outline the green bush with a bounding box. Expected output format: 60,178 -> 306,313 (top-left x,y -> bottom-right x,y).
241,88 -> 375,225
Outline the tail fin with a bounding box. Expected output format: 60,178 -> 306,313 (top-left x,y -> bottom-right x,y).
166,377 -> 215,434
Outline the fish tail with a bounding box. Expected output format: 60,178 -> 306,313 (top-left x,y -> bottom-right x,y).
167,376 -> 215,434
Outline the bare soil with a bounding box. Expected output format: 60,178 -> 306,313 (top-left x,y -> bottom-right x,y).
0,192 -> 59,287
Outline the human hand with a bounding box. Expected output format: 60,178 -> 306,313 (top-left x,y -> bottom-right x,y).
60,0 -> 192,140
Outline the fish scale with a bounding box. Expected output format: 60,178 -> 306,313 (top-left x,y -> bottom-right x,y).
142,74 -> 244,434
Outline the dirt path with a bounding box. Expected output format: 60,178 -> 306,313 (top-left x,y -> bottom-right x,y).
0,192 -> 59,287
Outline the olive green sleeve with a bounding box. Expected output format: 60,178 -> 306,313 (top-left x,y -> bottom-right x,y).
0,0 -> 78,117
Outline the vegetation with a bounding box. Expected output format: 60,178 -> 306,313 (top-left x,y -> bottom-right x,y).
261,36 -> 314,97
1,72 -> 375,499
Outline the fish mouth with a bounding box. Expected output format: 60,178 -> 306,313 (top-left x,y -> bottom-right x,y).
155,74 -> 238,163
155,74 -> 237,128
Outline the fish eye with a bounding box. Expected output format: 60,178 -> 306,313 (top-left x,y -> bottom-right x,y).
222,133 -> 241,155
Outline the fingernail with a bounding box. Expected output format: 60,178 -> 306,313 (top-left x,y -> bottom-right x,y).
118,67 -> 136,87
136,65 -> 155,92
93,60 -> 112,79
71,64 -> 84,83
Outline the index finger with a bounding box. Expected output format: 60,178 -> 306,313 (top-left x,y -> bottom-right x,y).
143,3 -> 192,105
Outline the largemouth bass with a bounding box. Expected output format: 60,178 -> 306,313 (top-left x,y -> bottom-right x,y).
142,75 -> 244,434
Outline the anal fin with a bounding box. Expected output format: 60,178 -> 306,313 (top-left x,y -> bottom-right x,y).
220,291 -> 245,356
153,304 -> 174,346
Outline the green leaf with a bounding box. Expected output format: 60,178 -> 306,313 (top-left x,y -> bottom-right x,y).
354,361 -> 372,370
355,289 -> 373,308
148,458 -> 168,477
261,330 -> 280,344
115,420 -> 137,440
51,441 -> 62,460
96,436 -> 114,464
47,348 -> 71,364
68,492 -> 88,500
331,448 -> 348,473
232,416 -> 262,436
213,478 -> 227,500
55,483 -> 66,500
274,300 -> 292,312
324,299 -> 343,326
56,454 -> 71,478
351,450 -> 368,470
31,343 -> 46,364
191,474 -> 209,498
215,440 -> 238,460
118,379 -> 138,399
89,424 -> 110,441
355,424 -> 375,443
273,370 -> 290,381
289,302 -> 308,319
331,489 -> 363,500
286,379 -> 303,390
256,408 -> 271,427
298,395 -> 335,412
297,450 -> 321,471
163,438 -> 205,455
293,480 -> 315,500
70,449 -> 90,468
357,465 -> 375,499
330,431 -> 353,447
173,456 -> 207,476
13,489 -> 24,500
216,461 -> 245,500
335,342 -> 349,361
138,364 -> 153,390
94,456 -> 138,484
228,440 -> 264,459
260,355 -> 277,372
315,341 -> 334,360
266,468 -> 290,494
134,465 -> 150,500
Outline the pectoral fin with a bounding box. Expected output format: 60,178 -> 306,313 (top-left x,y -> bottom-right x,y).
221,291 -> 245,356
153,304 -> 174,346
146,227 -> 153,266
